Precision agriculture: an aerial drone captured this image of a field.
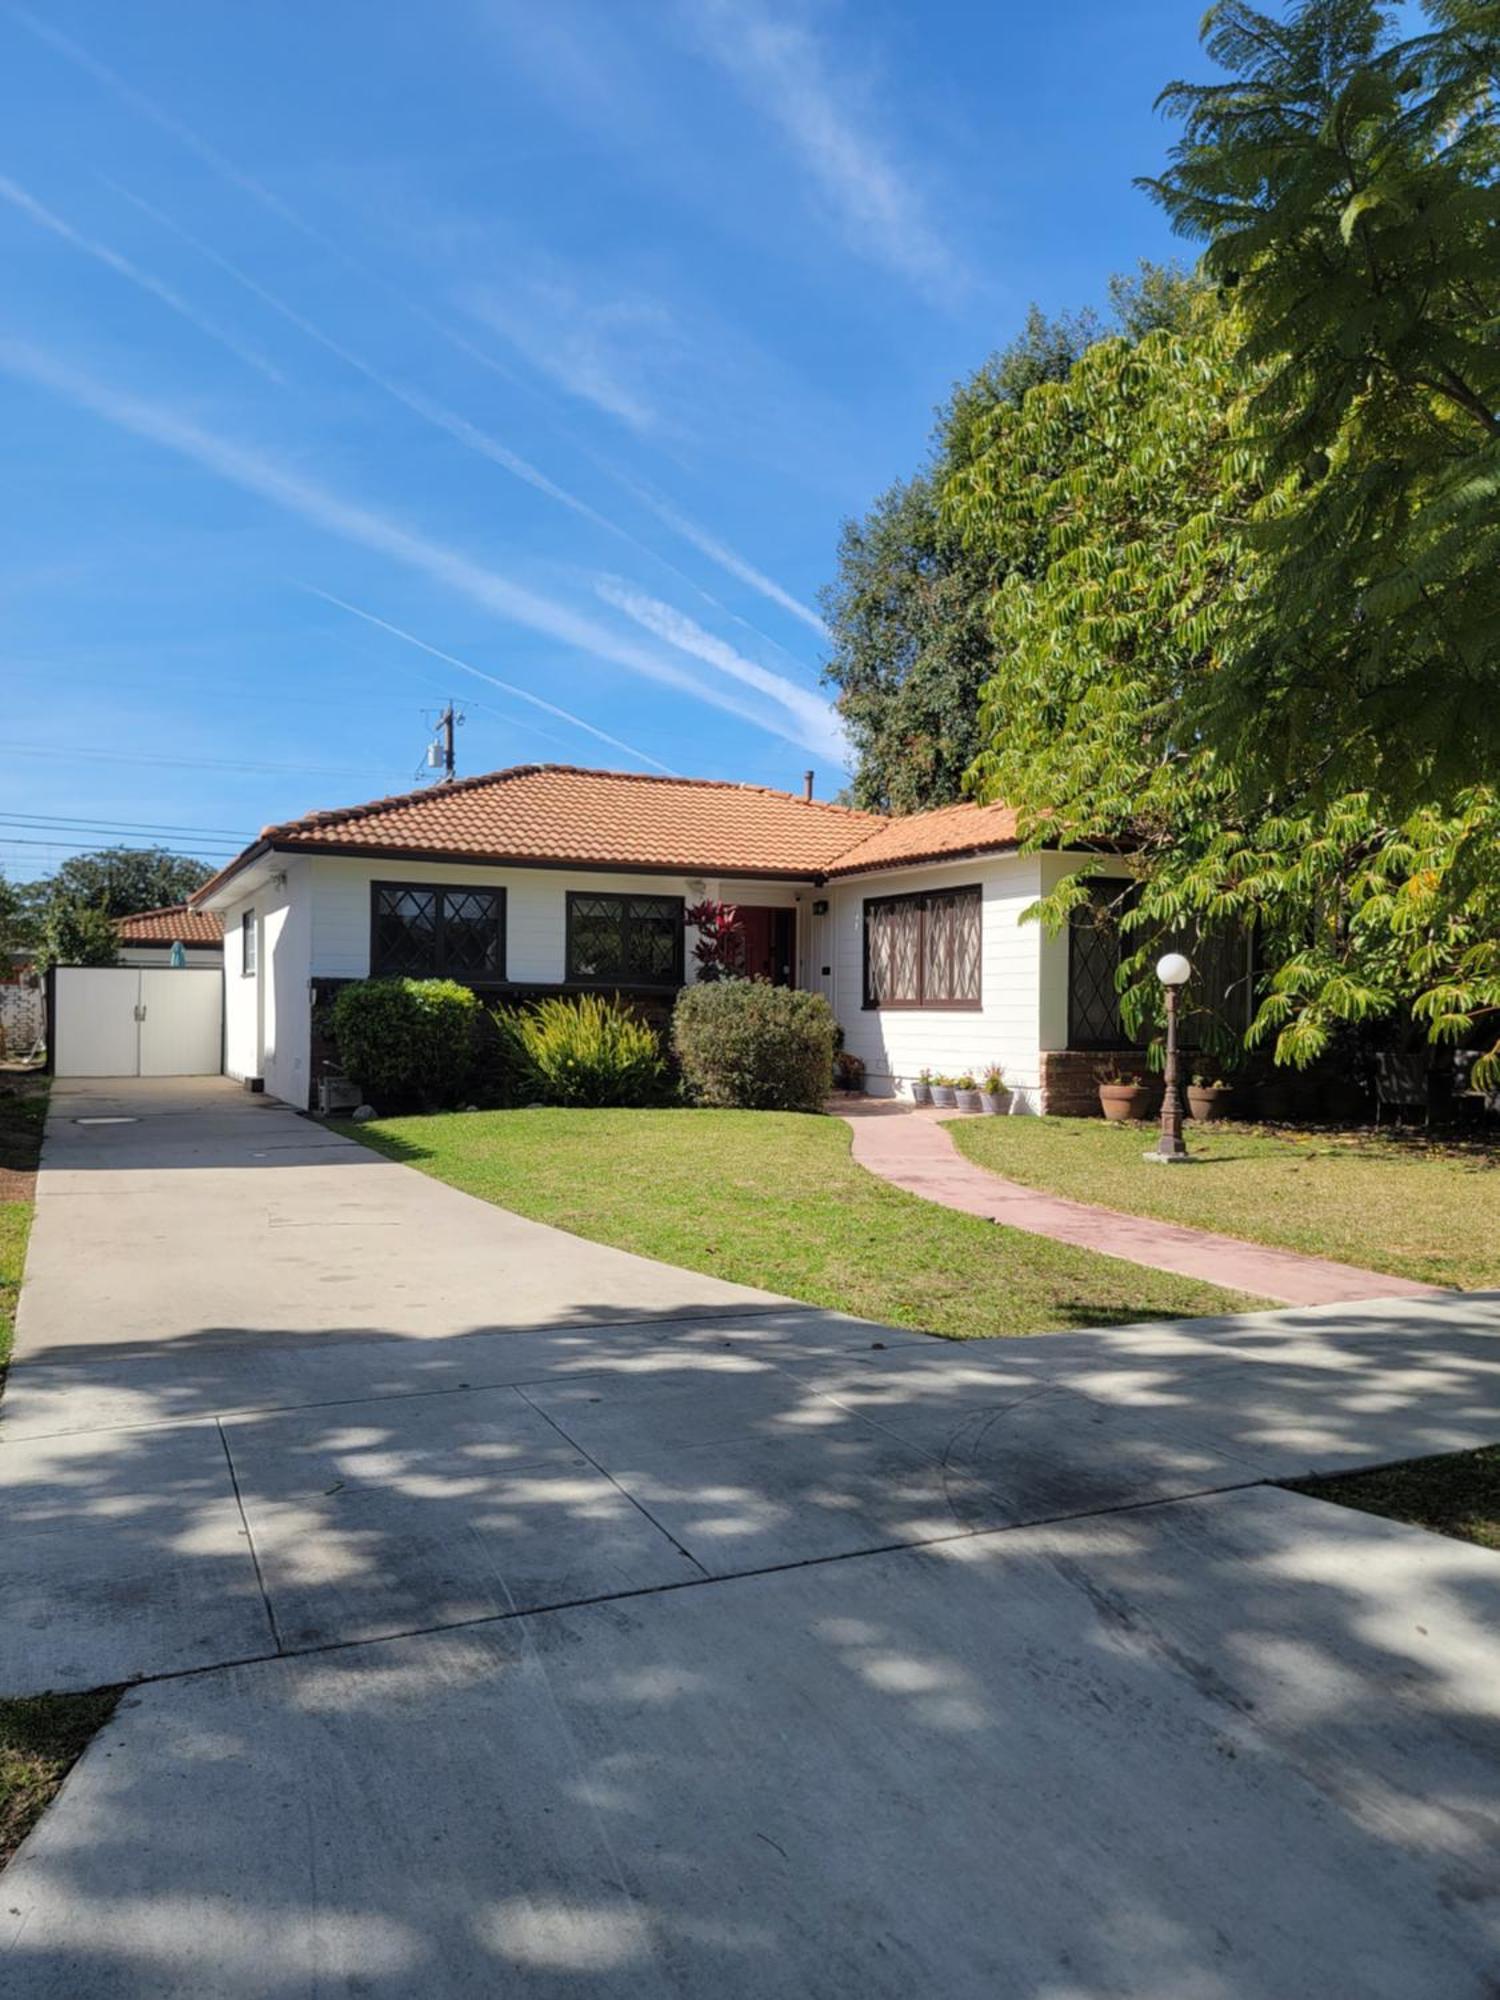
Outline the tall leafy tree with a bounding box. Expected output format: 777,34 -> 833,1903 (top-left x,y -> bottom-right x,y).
1143,0 -> 1500,806
40,847 -> 213,918
821,304 -> 1108,812
948,294 -> 1500,1082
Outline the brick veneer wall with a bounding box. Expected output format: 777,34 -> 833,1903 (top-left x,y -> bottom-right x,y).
1040,1050 -> 1158,1118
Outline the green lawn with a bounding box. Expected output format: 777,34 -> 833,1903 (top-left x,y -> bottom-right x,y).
1289,1446 -> 1500,1553
0,1078 -> 47,1371
342,1107 -> 1267,1339
949,1116 -> 1500,1291
1,1688 -> 120,1870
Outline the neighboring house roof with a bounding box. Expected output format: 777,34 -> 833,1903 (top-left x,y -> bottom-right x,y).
114,904 -> 225,946
192,763 -> 1026,902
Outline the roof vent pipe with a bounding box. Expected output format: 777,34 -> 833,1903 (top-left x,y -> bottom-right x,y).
803,770 -> 814,802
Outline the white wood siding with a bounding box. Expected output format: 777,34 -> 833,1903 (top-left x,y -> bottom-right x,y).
825,854 -> 1047,1111
306,856 -> 801,985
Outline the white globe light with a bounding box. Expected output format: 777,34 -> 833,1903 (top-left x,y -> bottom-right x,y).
1156,951 -> 1193,988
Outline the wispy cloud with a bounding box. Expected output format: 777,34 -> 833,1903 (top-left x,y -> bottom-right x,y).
8,4 -> 523,388
688,0 -> 964,299
466,277 -> 673,435
305,590 -> 675,774
0,175 -> 283,383
104,180 -> 626,539
619,477 -> 828,639
595,577 -> 845,764
0,339 -> 816,754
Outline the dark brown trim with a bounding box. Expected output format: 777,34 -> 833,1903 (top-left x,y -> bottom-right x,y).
565,889 -> 684,990
368,880 -> 508,981
294,843 -> 821,882
861,884 -> 983,1012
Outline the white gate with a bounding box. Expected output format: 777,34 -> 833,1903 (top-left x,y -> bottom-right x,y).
53,966 -> 223,1078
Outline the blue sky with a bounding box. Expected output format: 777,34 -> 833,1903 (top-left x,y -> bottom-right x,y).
1,0 -> 1209,882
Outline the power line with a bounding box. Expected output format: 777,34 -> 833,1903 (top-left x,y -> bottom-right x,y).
0,812 -> 253,838
8,742 -> 407,781
0,834 -> 242,855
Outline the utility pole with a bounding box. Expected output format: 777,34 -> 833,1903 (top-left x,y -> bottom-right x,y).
423,702 -> 463,781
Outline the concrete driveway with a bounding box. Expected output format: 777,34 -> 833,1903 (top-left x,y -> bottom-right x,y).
4,1080 -> 1500,1995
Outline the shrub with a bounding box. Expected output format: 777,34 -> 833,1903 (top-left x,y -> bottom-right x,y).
672,980 -> 837,1113
330,978 -> 479,1109
493,993 -> 665,1107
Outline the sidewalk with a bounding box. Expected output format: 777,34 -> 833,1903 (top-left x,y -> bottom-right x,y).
835,1100 -> 1448,1309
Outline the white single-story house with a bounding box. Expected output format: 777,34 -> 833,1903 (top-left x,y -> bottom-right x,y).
190,763 -> 1161,1114
114,904 -> 224,968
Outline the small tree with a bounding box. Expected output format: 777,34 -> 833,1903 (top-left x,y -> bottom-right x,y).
34,903 -> 119,973
685,900 -> 744,982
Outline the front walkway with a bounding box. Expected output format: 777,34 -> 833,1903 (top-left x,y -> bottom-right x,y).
5,1081 -> 1500,1994
836,1099 -> 1448,1308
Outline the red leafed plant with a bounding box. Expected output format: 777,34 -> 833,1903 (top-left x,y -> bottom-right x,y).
686,900 -> 745,982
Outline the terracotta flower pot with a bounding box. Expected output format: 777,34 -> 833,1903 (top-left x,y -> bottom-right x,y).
1186,1084 -> 1235,1122
1099,1081 -> 1156,1122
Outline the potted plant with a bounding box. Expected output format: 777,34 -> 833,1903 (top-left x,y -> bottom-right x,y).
910,1067 -> 933,1106
832,1048 -> 866,1093
1186,1070 -> 1236,1121
979,1064 -> 1010,1115
930,1073 -> 957,1108
1096,1059 -> 1157,1122
954,1072 -> 983,1113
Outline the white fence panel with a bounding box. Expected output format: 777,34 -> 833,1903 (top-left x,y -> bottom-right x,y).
53,966 -> 223,1078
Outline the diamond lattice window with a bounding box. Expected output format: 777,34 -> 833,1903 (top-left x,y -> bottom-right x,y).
566,893 -> 683,987
371,884 -> 505,980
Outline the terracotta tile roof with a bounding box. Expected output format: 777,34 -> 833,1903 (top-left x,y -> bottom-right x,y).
252,766 -> 880,877
194,764 -> 1023,899
114,904 -> 224,945
822,797 -> 1022,877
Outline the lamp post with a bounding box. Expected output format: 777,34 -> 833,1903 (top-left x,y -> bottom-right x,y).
1148,952 -> 1193,1164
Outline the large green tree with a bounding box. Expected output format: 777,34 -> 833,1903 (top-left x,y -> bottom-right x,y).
40,847 -> 213,919
22,846 -> 214,973
946,293 -> 1500,1082
1144,0 -> 1500,807
819,293 -> 1158,813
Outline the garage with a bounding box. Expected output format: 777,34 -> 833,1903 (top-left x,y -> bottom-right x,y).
51,966 -> 223,1079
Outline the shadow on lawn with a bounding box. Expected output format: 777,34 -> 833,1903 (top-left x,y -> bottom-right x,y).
3,1296 -> 1500,1993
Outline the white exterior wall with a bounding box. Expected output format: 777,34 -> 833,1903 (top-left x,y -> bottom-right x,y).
305,856 -> 802,984
218,859 -> 312,1102
825,854 -> 1047,1112
116,945 -> 222,970
221,890 -> 258,1084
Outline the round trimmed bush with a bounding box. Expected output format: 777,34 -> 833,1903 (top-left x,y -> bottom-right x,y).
330,977 -> 479,1110
672,980 -> 837,1113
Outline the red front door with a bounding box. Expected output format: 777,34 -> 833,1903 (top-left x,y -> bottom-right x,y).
737,906 -> 795,985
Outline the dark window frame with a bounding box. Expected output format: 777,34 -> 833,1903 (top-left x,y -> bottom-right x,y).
368,881 -> 507,981
565,890 -> 684,990
862,884 -> 982,1011
1066,878 -> 1255,1051
241,909 -> 257,978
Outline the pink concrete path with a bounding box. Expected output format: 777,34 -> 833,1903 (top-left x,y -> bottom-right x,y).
835,1099 -> 1449,1309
